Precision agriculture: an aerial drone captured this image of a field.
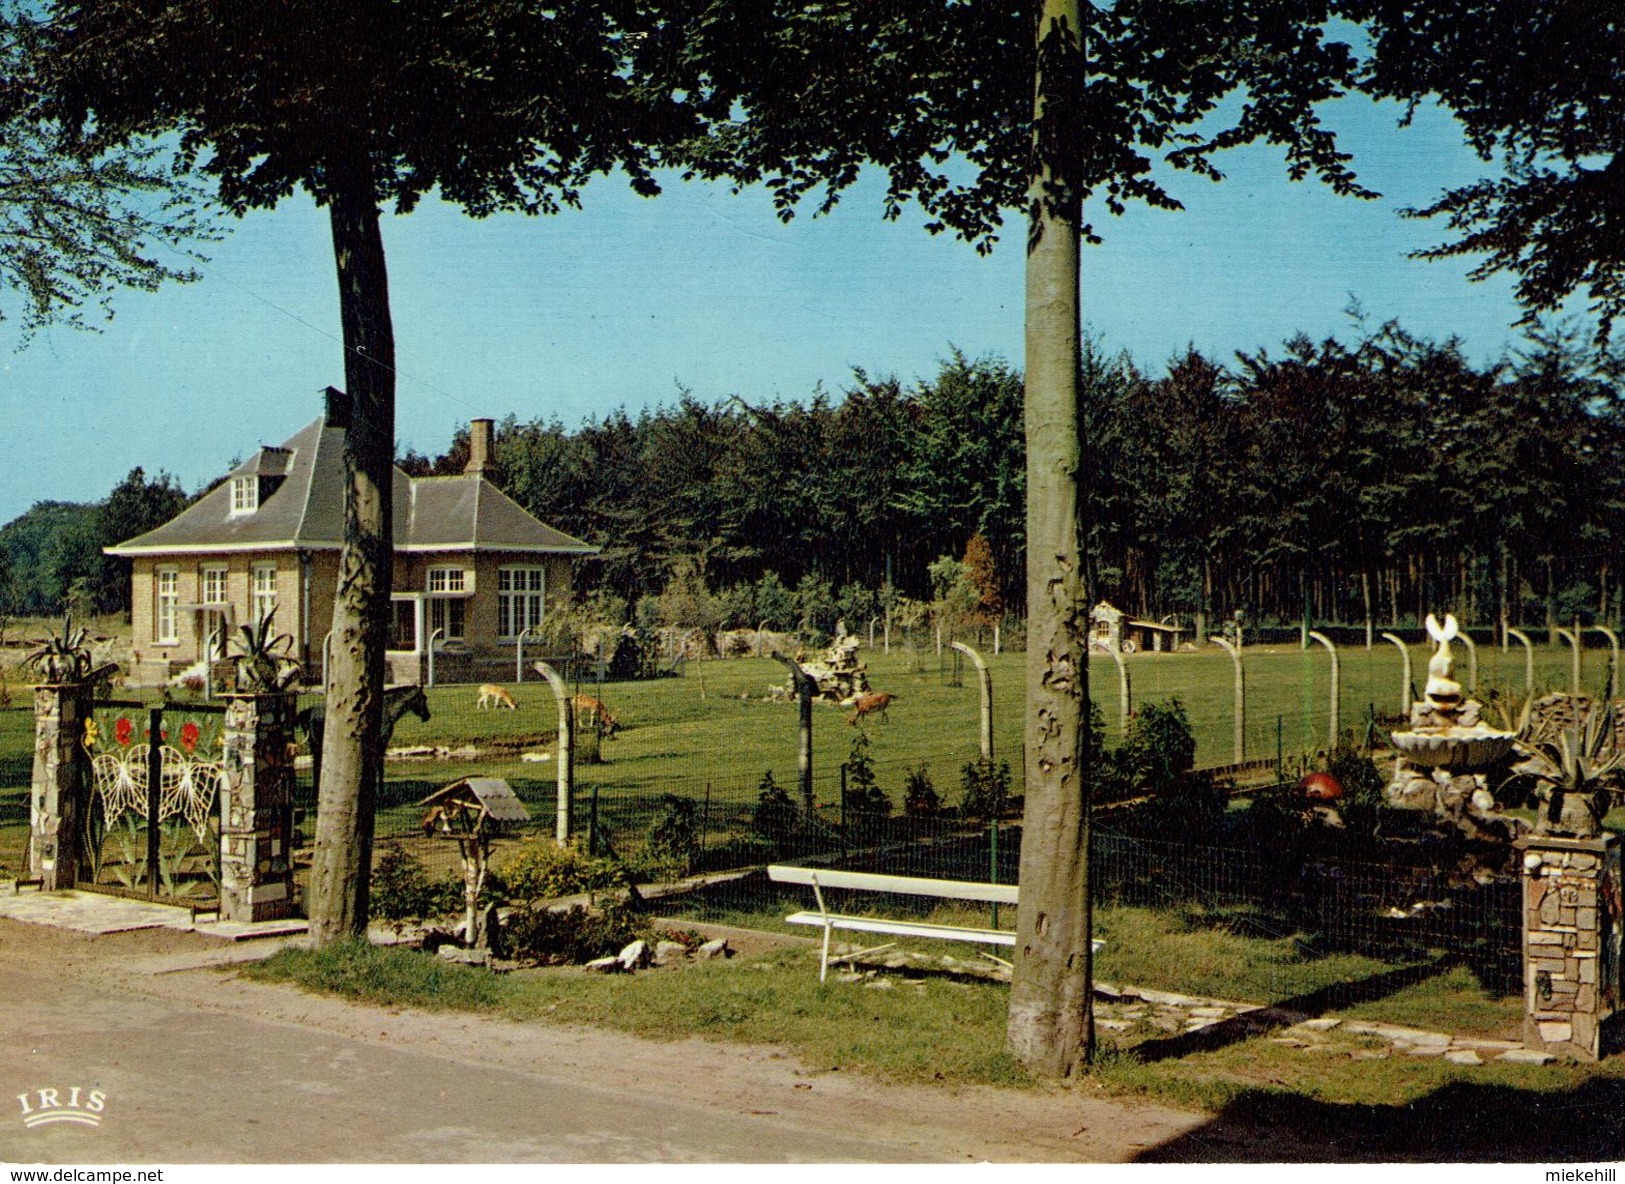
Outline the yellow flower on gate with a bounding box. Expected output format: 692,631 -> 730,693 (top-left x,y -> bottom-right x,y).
82,718 -> 100,752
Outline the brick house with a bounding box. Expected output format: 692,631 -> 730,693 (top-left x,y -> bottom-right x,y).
105,388 -> 597,687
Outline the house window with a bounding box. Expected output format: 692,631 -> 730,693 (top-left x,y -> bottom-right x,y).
252,564 -> 278,625
429,596 -> 465,642
201,565 -> 228,605
498,566 -> 545,638
230,476 -> 258,515
155,569 -> 179,643
426,567 -> 467,594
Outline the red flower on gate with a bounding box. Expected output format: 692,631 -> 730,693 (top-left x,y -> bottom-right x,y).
180,722 -> 200,753
114,717 -> 133,747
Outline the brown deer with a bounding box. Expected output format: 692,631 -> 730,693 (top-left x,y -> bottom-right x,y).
846,691 -> 895,726
573,694 -> 621,738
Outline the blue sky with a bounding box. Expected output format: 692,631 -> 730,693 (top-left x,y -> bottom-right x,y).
0,94 -> 1533,526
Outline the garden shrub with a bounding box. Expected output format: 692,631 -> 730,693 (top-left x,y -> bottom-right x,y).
1113,698 -> 1225,825
843,733 -> 892,815
369,846 -> 464,923
960,755 -> 1011,821
902,763 -> 940,818
646,793 -> 701,873
500,839 -> 627,901
501,902 -> 652,965
751,770 -> 799,847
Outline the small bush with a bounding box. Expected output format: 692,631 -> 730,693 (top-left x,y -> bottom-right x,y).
647,794 -> 701,873
902,763 -> 940,818
369,846 -> 461,923
843,733 -> 892,815
751,770 -> 799,846
500,840 -> 627,901
960,755 -> 1011,821
502,903 -> 652,965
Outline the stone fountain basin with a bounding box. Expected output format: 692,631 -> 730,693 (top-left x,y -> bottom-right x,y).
1390,727 -> 1516,768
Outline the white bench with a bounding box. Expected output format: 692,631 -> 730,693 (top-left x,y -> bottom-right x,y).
767,864 -> 1102,981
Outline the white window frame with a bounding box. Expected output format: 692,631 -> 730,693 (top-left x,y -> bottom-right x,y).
230,476 -> 258,515
426,566 -> 468,595
252,563 -> 278,626
200,564 -> 228,605
429,595 -> 466,643
155,568 -> 179,644
498,565 -> 546,640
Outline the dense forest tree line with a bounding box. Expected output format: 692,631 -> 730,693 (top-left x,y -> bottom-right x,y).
401,320 -> 1625,640
0,467 -> 188,619
6,318 -> 1619,639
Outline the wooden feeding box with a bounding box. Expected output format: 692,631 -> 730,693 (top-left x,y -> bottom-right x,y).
418,778 -> 530,950
419,777 -> 530,838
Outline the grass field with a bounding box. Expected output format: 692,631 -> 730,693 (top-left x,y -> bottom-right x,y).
0,638 -> 1615,874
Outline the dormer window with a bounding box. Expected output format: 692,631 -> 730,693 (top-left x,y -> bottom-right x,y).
230,476 -> 259,515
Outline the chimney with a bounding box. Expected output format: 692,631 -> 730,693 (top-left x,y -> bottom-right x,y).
324,386 -> 350,430
464,418 -> 494,476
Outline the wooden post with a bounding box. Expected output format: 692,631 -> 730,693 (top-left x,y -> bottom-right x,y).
950,641 -> 995,761
1210,636 -> 1244,765
1380,632 -> 1413,716
532,661 -> 574,845
770,651 -> 815,813
1307,631 -> 1339,752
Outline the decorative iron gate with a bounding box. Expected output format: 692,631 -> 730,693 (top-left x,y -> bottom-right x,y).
78,699 -> 228,907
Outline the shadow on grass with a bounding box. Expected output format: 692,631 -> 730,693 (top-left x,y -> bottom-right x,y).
1127,956 -> 1456,1064
1138,1076 -> 1625,1162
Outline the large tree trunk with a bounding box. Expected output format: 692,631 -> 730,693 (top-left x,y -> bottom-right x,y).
308,163 -> 396,944
1007,0 -> 1094,1079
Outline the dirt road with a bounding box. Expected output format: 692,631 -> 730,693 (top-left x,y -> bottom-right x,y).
0,920 -> 1206,1164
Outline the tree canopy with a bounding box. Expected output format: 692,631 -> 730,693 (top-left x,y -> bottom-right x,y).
1345,0 -> 1625,340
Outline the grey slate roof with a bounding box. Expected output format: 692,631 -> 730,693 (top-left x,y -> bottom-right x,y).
106,412 -> 597,557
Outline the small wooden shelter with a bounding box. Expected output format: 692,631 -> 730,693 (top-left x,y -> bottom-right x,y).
419,777 -> 530,948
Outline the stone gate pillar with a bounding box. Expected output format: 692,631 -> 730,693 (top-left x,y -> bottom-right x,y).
1518,834 -> 1623,1060
29,682 -> 94,890
219,692 -> 297,922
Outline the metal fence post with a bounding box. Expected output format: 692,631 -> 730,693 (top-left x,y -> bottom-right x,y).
146,706 -> 163,896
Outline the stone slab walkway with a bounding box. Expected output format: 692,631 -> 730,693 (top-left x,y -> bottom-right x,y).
0,887 -> 306,941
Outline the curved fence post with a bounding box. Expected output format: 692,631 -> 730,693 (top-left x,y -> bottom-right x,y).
950,641 -> 994,761
1457,630 -> 1478,691
770,651 -> 815,812
1380,632 -> 1413,717
1209,636 -> 1244,764
1307,631 -> 1340,752
1591,625 -> 1620,703
515,627 -> 531,684
1506,628 -> 1536,695
1557,625 -> 1582,698
426,628 -> 444,688
532,661 -> 574,845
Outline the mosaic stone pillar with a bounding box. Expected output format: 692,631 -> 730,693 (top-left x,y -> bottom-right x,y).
219,692 -> 296,923
28,683 -> 93,890
1518,834 -> 1623,1060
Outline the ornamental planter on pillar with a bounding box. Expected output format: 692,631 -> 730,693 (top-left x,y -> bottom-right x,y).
1518,834 -> 1623,1060
219,691 -> 297,922
28,681 -> 94,890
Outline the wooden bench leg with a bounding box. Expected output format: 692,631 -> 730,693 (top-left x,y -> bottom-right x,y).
819,922 -> 832,983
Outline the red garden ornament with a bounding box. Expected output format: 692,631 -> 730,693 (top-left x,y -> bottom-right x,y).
114,717 -> 133,747
180,722 -> 200,753
1297,772 -> 1344,801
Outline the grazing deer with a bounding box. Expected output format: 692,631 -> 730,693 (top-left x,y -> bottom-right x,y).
477,683 -> 518,710
846,691 -> 895,726
572,693 -> 620,738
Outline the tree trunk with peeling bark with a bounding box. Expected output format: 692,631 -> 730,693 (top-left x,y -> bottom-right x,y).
1007,0 -> 1094,1078
307,162 -> 395,944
